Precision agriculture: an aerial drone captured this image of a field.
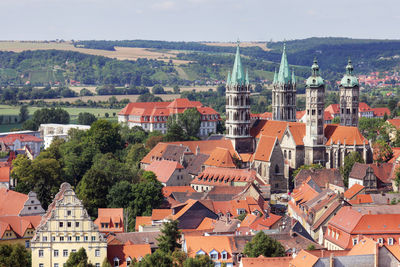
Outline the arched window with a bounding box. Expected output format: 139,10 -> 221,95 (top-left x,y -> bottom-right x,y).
113,257 -> 120,267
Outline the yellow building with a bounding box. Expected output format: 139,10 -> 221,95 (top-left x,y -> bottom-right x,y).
31,183 -> 107,267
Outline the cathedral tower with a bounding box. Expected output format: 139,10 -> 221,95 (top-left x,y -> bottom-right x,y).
304,59 -> 326,165
339,59 -> 359,127
272,44 -> 296,121
225,42 -> 253,153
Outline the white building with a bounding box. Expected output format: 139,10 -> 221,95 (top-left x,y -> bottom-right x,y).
39,124 -> 91,148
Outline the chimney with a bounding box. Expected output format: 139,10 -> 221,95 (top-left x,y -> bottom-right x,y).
196,145 -> 200,155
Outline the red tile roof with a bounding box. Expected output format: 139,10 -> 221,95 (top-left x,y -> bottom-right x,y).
388,119 -> 400,130
107,243 -> 151,266
204,147 -> 236,168
0,134 -> 43,145
194,167 -> 258,186
372,107 -> 390,117
162,186 -> 196,197
325,104 -> 340,115
145,160 -> 183,183
290,249 -> 319,267
0,188 -> 28,216
211,197 -> 267,217
134,216 -> 151,231
151,209 -> 172,221
253,136 -> 277,162
94,208 -> 124,233
359,102 -> 372,112
324,124 -> 368,145
348,194 -> 373,205
169,139 -> 237,157
184,235 -> 236,263
0,166 -> 10,183
250,120 -> 287,139
344,184 -> 365,199
196,217 -> 216,231
0,215 -> 41,238
389,147 -> 400,163
241,256 -> 292,267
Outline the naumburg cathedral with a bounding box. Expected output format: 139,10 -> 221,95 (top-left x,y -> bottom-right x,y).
225,43 -> 372,191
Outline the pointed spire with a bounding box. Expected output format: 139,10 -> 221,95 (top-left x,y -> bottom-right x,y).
273,68 -> 278,84
226,71 -> 231,85
291,69 -> 296,84
245,69 -> 249,86
229,41 -> 245,86
277,43 -> 290,84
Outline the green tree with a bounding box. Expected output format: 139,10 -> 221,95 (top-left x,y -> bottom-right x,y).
107,181 -> 132,209
373,140 -> 393,163
178,108 -> 201,138
19,105 -> 29,123
137,93 -> 163,103
307,244 -> 316,250
164,121 -> 188,142
152,84 -> 166,94
157,220 -> 182,254
217,85 -> 226,96
173,85 -> 180,94
183,255 -> 214,267
332,116 -> 340,124
65,247 -> 93,267
243,231 -> 286,257
125,144 -> 149,168
254,84 -> 263,92
86,119 -> 122,154
0,243 -> 31,267
101,257 -> 112,267
120,125 -> 148,145
23,107 -> 70,130
341,151 -> 364,187
76,168 -> 112,217
172,250 -> 187,267
134,249 -> 172,267
78,112 -> 97,125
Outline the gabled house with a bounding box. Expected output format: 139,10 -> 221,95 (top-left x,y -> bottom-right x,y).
325,205 -> 400,250
252,135 -> 286,192
0,134 -> 44,158
170,199 -> 218,229
94,208 -> 124,233
294,168 -> 345,193
349,162 -> 393,191
107,242 -> 151,266
183,235 -> 237,266
343,184 -> 365,201
145,160 -> 189,186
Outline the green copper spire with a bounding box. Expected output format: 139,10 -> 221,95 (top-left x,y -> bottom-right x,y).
273,68 -> 278,84
306,58 -> 324,87
277,43 -> 290,84
291,69 -> 296,84
245,69 -> 249,86
226,71 -> 231,85
229,41 -> 245,86
341,58 -> 358,87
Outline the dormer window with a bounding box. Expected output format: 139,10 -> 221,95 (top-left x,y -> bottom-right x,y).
388,238 -> 394,245
113,257 -> 120,267
378,238 -> 383,244
126,257 -> 132,266
209,250 -> 218,260
221,251 -> 228,260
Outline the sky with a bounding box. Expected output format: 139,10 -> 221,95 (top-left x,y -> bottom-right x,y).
0,0 -> 399,41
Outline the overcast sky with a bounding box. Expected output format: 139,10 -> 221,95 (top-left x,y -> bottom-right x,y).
0,0 -> 399,41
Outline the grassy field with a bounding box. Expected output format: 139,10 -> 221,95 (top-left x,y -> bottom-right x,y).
0,41 -> 190,65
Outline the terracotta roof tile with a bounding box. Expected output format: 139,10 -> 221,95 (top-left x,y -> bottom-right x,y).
290,249 -> 319,267
0,188 -> 28,216
347,237 -> 377,256
141,143 -> 169,164
385,244 -> 400,261
196,217 -> 216,231
295,168 -> 344,189
94,208 -> 124,233
388,119 -> 400,130
372,107 -> 390,117
324,124 -> 368,146
0,166 -> 10,183
145,160 -> 183,183
0,134 -> 43,145
169,139 -> 237,157
107,243 -> 151,265
204,147 -> 236,168
184,235 -> 236,263
344,184 -> 365,199
241,256 -> 292,267
162,186 -> 196,198
151,209 -> 172,221
348,194 -> 373,205
253,136 -> 277,162
194,167 -> 257,187
135,216 -> 151,231
325,104 -> 340,115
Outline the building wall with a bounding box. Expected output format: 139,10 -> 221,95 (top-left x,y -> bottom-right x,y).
166,169 -> 192,187
268,142 -> 286,192
177,202 -> 218,229
31,185 -> 107,267
379,246 -> 400,267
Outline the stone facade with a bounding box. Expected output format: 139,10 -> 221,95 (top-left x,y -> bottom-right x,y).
31,183 -> 107,267
272,45 -> 296,122
339,59 -> 359,127
225,43 -> 253,153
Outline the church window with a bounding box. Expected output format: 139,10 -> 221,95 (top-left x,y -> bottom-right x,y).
275,165 -> 280,174
284,150 -> 287,159
347,109 -> 350,114
312,110 -> 316,115
289,151 -> 292,160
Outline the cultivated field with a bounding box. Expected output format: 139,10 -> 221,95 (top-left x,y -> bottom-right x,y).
68,86 -> 217,94
0,41 -> 190,65
202,42 -> 270,51
19,94 -> 181,103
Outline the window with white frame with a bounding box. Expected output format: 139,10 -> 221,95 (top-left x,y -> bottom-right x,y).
221,251 -> 228,260
25,240 -> 30,248
126,257 -> 132,266
352,238 -> 358,245
209,250 -> 218,260
38,250 -> 44,257
39,264 -> 44,267
378,238 -> 383,244
388,238 -> 394,245
95,249 -> 100,257
54,264 -> 59,267
54,250 -> 59,257
63,249 -> 68,257
113,257 -> 120,267
95,264 -> 100,267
